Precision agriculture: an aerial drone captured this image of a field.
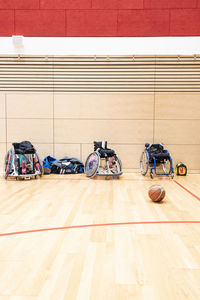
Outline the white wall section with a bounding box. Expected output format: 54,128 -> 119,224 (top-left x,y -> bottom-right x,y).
0,37 -> 200,55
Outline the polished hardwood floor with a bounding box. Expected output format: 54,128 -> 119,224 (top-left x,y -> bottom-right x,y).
0,173 -> 200,299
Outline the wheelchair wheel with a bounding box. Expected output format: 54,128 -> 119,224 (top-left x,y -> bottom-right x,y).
4,149 -> 13,179
140,151 -> 149,176
35,152 -> 43,175
85,152 -> 100,178
115,155 -> 122,172
161,160 -> 172,175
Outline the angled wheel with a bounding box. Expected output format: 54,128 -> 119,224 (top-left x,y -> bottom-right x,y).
109,155 -> 122,175
162,160 -> 171,175
85,152 -> 100,178
4,149 -> 13,179
35,152 -> 43,175
140,151 -> 149,176
115,155 -> 122,173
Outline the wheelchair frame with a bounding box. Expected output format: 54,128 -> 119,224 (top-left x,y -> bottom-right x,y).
140,144 -> 174,179
85,142 -> 122,179
4,145 -> 43,180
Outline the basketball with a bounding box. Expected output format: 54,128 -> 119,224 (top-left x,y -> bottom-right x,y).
148,185 -> 165,202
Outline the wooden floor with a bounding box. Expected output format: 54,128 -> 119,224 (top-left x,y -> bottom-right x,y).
0,173 -> 200,299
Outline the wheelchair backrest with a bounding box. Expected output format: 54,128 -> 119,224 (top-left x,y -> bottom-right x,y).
94,141 -> 107,151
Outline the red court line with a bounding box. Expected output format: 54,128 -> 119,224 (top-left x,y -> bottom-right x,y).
0,220 -> 199,238
174,180 -> 200,201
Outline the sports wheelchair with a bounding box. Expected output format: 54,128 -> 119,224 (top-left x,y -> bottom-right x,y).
85,141 -> 122,179
140,143 -> 174,179
4,141 -> 43,180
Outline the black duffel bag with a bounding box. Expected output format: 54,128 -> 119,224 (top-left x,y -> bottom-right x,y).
51,157 -> 84,174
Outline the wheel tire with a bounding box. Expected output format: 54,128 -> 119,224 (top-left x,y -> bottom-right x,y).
35,152 -> 43,175
85,152 -> 100,178
140,151 -> 149,176
4,149 -> 13,179
116,156 -> 122,172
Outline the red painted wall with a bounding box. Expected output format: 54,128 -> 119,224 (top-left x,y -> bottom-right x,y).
0,0 -> 200,37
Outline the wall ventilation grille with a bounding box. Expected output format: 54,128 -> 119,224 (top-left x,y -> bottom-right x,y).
0,55 -> 199,92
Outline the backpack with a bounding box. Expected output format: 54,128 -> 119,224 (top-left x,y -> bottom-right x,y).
43,156 -> 56,174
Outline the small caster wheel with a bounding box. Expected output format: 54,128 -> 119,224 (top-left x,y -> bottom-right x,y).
150,173 -> 154,179
171,173 -> 174,179
16,177 -> 18,181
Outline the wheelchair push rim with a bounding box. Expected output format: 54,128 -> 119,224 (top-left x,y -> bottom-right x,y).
4,149 -> 13,179
85,152 -> 100,178
140,151 -> 149,176
35,151 -> 43,175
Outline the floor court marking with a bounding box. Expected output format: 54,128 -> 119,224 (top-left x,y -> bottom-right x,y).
1,178 -> 199,238
0,220 -> 199,238
38,178 -> 171,182
174,180 -> 200,201
0,176 -> 173,182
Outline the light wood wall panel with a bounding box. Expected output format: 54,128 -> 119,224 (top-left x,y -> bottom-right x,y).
155,94 -> 200,120
0,119 -> 6,143
54,144 -> 81,159
154,120 -> 200,145
6,93 -> 53,119
54,94 -> 154,119
0,143 -> 6,171
33,143 -> 54,160
7,119 -> 53,143
0,94 -> 5,118
54,119 -> 153,144
166,145 -> 200,171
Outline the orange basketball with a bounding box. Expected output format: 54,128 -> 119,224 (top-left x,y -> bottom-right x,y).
148,185 -> 165,202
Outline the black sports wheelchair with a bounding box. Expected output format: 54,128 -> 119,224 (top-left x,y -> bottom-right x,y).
4,141 -> 43,180
85,141 -> 122,179
140,143 -> 174,179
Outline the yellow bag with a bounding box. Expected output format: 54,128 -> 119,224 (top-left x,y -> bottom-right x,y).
176,163 -> 187,176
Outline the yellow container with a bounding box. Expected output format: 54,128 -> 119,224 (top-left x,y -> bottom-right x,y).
176,163 -> 187,176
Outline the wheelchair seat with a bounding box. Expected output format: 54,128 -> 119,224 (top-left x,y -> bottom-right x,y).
146,143 -> 170,162
152,153 -> 170,159
98,148 -> 115,158
94,141 -> 116,158
12,141 -> 36,154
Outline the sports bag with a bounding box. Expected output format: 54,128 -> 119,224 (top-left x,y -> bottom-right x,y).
176,162 -> 187,176
51,157 -> 84,174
